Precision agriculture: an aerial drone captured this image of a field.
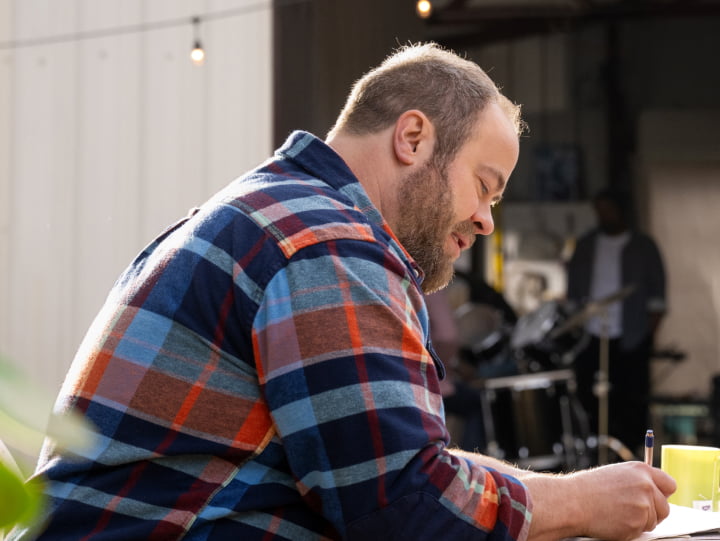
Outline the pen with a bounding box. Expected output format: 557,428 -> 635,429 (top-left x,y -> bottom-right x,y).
644,429 -> 654,466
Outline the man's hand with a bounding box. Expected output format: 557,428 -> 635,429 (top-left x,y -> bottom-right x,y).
525,461 -> 676,541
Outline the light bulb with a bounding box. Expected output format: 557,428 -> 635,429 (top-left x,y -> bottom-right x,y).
190,16 -> 205,66
191,41 -> 205,66
416,0 -> 432,19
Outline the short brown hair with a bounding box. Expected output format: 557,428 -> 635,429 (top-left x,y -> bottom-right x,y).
328,42 -> 524,169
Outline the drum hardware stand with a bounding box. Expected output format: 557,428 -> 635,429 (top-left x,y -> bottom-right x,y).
593,314 -> 639,464
595,309 -> 611,465
596,434 -> 635,462
548,286 -> 635,465
478,388 -> 504,460
559,394 -> 577,469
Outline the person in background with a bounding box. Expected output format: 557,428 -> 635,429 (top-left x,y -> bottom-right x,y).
566,188 -> 667,454
10,44 -> 673,541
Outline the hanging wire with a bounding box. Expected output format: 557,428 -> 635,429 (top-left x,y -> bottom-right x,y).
0,0 -> 311,51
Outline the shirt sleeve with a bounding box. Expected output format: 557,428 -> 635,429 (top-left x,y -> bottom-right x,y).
252,237 -> 533,541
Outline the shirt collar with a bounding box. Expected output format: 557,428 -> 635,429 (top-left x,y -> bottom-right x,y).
277,131 -> 425,282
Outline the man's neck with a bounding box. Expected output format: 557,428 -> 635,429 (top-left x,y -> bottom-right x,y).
326,130 -> 398,223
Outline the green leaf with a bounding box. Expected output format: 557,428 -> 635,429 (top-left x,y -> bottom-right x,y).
0,460 -> 44,529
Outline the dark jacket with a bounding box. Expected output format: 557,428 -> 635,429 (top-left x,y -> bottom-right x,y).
566,228 -> 666,350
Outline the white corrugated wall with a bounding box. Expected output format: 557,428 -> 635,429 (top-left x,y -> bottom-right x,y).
0,0 -> 272,400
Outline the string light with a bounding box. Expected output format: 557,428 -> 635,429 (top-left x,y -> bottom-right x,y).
190,16 -> 205,66
416,0 -> 433,19
190,43 -> 205,65
0,0 -> 311,52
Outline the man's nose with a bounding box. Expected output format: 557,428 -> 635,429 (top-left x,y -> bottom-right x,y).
471,205 -> 495,236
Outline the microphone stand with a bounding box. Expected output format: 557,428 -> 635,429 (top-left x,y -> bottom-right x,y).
596,309 -> 610,466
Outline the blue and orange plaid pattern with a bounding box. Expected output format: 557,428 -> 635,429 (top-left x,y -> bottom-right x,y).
13,132 -> 532,541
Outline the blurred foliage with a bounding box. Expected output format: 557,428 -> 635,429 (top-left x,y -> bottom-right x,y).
0,355 -> 97,534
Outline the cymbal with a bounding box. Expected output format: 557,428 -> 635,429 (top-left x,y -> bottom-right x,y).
454,302 -> 504,349
549,285 -> 635,339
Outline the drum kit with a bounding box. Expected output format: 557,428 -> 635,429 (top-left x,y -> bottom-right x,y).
454,287 -> 636,471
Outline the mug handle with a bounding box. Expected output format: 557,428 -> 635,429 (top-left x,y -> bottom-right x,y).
713,455 -> 720,512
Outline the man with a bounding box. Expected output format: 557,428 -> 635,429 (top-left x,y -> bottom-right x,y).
567,188 -> 667,453
12,44 -> 673,541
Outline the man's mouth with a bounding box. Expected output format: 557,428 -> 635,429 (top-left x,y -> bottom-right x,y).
449,232 -> 473,258
454,233 -> 468,251
453,223 -> 476,249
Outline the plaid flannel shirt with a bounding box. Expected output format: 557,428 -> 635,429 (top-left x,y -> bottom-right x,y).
14,131 -> 532,541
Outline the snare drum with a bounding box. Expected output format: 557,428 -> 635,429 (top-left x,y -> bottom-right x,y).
479,370 -> 587,470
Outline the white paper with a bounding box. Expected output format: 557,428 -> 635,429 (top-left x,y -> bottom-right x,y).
633,503 -> 720,541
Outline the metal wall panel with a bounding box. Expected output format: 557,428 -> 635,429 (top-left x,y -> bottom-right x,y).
0,0 -> 272,399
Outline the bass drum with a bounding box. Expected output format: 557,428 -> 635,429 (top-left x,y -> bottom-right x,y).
479,370 -> 591,471
511,300 -> 588,373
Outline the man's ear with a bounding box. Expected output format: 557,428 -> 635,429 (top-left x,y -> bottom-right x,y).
393,110 -> 434,165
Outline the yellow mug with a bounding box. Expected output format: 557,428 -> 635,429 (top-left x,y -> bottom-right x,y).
661,444 -> 720,511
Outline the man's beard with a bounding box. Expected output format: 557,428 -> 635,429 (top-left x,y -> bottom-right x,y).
394,159 -> 474,294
